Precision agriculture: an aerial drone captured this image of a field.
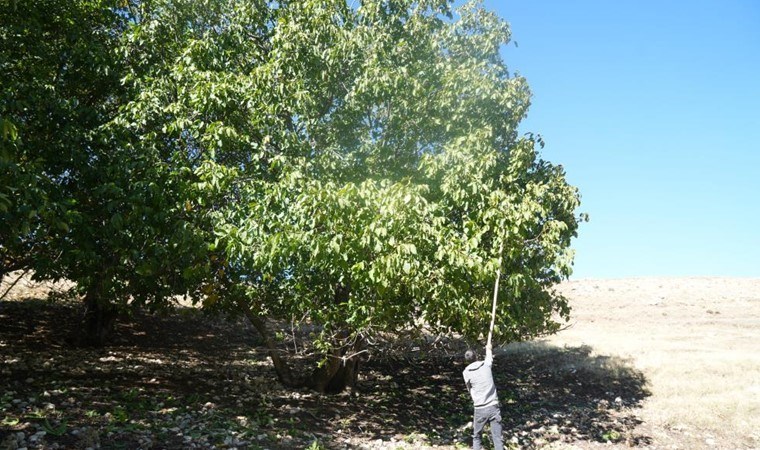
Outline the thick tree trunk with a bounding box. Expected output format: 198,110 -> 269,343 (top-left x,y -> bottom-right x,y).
81,287 -> 117,347
306,335 -> 362,394
238,299 -> 363,394
306,284 -> 362,393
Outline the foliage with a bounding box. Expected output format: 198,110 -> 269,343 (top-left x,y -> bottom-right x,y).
1,0 -> 210,340
0,0 -> 122,278
110,0 -> 583,387
2,0 -> 582,385
190,0 -> 583,345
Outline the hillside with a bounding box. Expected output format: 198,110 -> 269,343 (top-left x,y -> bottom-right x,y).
550,277 -> 760,449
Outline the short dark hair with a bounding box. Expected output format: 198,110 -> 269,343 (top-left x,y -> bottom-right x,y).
464,349 -> 476,362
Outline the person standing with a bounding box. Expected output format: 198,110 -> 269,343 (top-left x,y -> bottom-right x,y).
463,343 -> 504,450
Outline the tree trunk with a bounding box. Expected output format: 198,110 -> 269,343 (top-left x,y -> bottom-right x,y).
306,335 -> 362,394
81,287 -> 117,347
306,284 -> 362,393
238,299 -> 363,394
240,303 -> 306,388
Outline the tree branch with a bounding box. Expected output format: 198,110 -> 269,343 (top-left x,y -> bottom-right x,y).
0,269 -> 30,301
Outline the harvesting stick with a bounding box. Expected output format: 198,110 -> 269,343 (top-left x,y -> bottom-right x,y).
487,240 -> 504,348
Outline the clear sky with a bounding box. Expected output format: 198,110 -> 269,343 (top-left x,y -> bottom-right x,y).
484,0 -> 760,279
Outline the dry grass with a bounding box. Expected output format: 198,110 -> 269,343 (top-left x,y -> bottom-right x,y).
0,271 -> 76,302
551,277 -> 760,449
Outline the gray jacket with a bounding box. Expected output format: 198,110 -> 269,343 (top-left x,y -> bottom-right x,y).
463,350 -> 499,408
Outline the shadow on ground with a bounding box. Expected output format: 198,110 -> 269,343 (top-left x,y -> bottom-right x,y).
0,298 -> 650,449
302,341 -> 652,449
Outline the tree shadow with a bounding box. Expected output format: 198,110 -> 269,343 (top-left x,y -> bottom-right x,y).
1,297 -> 651,449
292,340 -> 652,449
0,298 -> 269,449
496,341 -> 652,447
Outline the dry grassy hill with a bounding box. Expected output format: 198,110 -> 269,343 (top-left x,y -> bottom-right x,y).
546,277 -> 760,449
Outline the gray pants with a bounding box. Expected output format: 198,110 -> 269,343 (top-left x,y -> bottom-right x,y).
472,404 -> 503,450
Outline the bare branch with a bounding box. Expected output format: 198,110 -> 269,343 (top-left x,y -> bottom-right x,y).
1,269 -> 30,301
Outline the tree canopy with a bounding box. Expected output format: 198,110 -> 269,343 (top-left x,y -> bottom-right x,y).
2,0 -> 583,391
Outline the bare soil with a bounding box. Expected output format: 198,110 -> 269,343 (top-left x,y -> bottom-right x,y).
1,276 -> 758,449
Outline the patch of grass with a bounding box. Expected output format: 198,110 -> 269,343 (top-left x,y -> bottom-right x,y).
553,278 -> 760,448
601,429 -> 621,442
251,408 -> 274,428
41,418 -> 67,436
305,439 -> 327,450
185,393 -> 201,405
111,406 -> 130,423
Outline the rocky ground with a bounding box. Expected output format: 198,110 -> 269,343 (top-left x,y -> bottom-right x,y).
0,278 -> 649,449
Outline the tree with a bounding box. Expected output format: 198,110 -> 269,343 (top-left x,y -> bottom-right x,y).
232,1 -> 582,392
0,0 -> 118,281
0,0 -> 133,296
115,0 -> 582,392
3,0 -> 582,386
0,0 -> 209,344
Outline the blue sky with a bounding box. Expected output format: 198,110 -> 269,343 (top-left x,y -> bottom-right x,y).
484,0 -> 760,278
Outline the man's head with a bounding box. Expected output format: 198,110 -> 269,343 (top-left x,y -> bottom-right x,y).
464,349 -> 477,363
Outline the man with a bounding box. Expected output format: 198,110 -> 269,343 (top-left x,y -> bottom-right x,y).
463,343 -> 504,450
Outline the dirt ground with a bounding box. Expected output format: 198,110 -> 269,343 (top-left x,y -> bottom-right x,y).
1,275 -> 758,449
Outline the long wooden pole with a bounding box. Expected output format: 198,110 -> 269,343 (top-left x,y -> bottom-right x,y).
487,240 -> 504,348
